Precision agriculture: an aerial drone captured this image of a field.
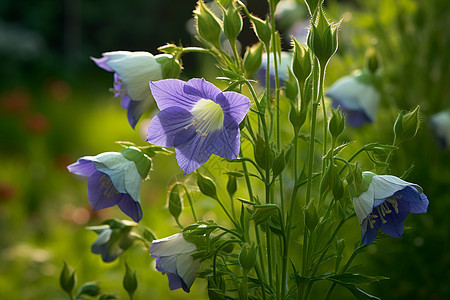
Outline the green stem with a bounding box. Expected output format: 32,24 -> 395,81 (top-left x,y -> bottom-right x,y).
382,136 -> 397,174
181,184 -> 197,222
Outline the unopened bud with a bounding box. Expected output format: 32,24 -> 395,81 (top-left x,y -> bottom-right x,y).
239,243 -> 257,273
292,37 -> 312,87
329,106 -> 345,138
123,262 -> 138,297
156,54 -> 182,79
304,201 -> 319,231
365,47 -> 379,74
249,15 -> 271,45
196,172 -> 218,200
243,42 -> 263,76
194,0 -> 222,49
394,105 -> 421,142
223,1 -> 242,43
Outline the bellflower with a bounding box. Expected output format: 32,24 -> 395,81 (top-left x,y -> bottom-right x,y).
353,172 -> 429,245
430,109 -> 450,149
67,147 -> 151,222
326,72 -> 380,128
150,233 -> 201,293
146,78 -> 250,174
257,51 -> 292,88
92,51 -> 174,128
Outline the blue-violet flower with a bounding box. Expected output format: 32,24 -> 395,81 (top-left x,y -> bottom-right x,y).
92,51 -> 174,128
353,172 -> 429,245
150,233 -> 201,293
146,78 -> 251,174
326,72 -> 380,128
257,51 -> 292,88
67,147 -> 151,222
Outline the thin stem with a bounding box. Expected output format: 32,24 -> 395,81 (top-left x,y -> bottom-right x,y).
181,184 -> 198,222
382,136 -> 397,174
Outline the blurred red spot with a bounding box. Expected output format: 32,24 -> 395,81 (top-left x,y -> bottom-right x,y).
46,79 -> 72,102
25,113 -> 50,134
0,181 -> 16,201
1,90 -> 31,114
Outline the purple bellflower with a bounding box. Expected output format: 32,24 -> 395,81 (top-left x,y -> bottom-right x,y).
430,108 -> 450,149
92,51 -> 174,129
67,147 -> 151,222
353,172 -> 429,245
146,78 -> 251,174
326,72 -> 380,128
257,51 -> 293,88
150,233 -> 201,293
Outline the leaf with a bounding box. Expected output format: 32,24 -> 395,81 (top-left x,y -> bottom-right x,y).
337,283 -> 382,300
325,273 -> 389,285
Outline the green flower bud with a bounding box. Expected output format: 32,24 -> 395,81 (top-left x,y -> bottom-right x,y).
304,201 -> 319,231
155,54 -> 182,79
307,6 -> 339,66
223,1 -> 243,43
194,0 -> 223,49
394,105 -> 421,142
292,37 -> 312,87
272,150 -> 286,179
239,243 -> 257,273
285,68 -> 299,102
304,0 -> 322,15
60,261 -> 76,297
168,184 -> 183,223
320,162 -> 334,195
78,282 -> 100,297
226,174 -> 238,198
243,42 -> 264,76
365,47 -> 379,74
123,262 -> 138,298
120,146 -> 152,179
249,15 -> 271,45
332,171 -> 345,201
329,106 -> 345,138
196,172 -> 218,200
254,134 -> 274,170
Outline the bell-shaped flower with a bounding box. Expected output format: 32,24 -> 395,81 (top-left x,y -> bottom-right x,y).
146,78 -> 250,174
87,219 -> 136,263
92,51 -> 178,129
326,72 -> 380,128
430,108 -> 450,149
257,51 -> 293,88
150,233 -> 201,293
353,172 -> 429,245
67,147 -> 151,222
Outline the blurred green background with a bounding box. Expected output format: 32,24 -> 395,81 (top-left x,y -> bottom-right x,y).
0,0 -> 449,299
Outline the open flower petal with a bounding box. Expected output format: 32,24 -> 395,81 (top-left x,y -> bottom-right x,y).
150,79 -> 200,111
147,107 -> 193,147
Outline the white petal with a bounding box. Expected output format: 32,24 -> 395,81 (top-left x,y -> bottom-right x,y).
150,233 -> 197,256
431,110 -> 450,147
176,253 -> 201,290
353,184 -> 375,225
106,52 -> 163,103
371,175 -> 417,199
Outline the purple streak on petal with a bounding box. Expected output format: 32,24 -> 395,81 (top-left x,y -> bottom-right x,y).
67,159 -> 97,177
126,98 -> 151,129
396,186 -> 429,214
91,56 -> 113,72
379,200 -> 410,238
175,132 -> 212,174
216,91 -> 251,124
117,196 -> 143,222
86,171 -> 121,210
121,95 -> 131,110
209,115 -> 240,159
147,107 -> 193,147
361,219 -> 381,245
149,79 -> 198,111
183,78 -> 222,102
166,273 -> 184,291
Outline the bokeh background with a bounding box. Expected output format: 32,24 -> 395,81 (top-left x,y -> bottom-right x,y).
0,0 -> 449,299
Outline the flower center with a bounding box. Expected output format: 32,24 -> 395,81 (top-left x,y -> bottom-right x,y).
188,99 -> 224,138
367,196 -> 400,229
99,174 -> 119,198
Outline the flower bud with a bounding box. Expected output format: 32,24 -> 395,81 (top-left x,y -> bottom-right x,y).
168,184 -> 183,223
226,174 -> 238,198
304,201 -> 319,231
365,47 -> 379,74
120,146 -> 152,179
394,105 -> 421,142
304,0 -> 322,15
123,262 -> 138,298
60,261 -> 76,296
292,37 -> 312,87
307,6 -> 339,66
320,162 -> 334,195
196,172 -> 218,200
243,42 -> 263,76
239,243 -> 257,273
155,54 -> 181,79
329,106 -> 345,138
249,15 -> 271,45
223,1 -> 243,43
194,0 -> 223,49
254,134 -> 274,170
332,172 -> 345,201
78,282 -> 100,297
285,69 -> 299,102
272,150 -> 286,179
289,102 -> 306,134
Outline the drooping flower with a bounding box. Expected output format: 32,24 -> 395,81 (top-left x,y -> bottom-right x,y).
257,51 -> 293,88
146,78 -> 250,174
92,51 -> 180,128
87,219 -> 136,262
326,71 -> 380,128
352,172 -> 429,245
67,147 -> 151,222
430,108 -> 450,149
150,233 -> 201,293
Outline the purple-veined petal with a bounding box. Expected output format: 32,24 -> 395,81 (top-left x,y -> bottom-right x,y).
209,115 -> 240,159
86,171 -> 122,210
149,79 -> 199,111
117,197 -> 143,222
166,273 -> 184,291
361,218 -> 381,245
126,98 -> 152,129
216,91 -> 251,125
397,186 -> 429,214
67,159 -> 97,177
147,107 -> 193,147
175,132 -> 212,174
91,56 -> 113,72
183,78 -> 222,101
